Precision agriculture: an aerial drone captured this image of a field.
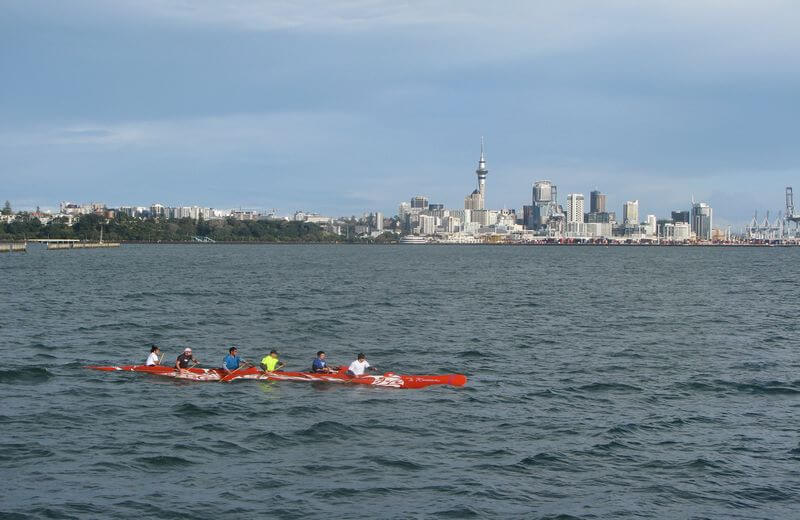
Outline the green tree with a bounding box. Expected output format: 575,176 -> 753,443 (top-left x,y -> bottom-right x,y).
1,200 -> 11,215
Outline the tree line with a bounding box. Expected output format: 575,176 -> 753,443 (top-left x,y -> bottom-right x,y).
0,213 -> 347,243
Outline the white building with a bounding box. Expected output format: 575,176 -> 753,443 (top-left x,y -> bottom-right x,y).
443,216 -> 461,233
645,214 -> 657,236
419,215 -> 437,235
674,222 -> 690,241
566,193 -> 585,236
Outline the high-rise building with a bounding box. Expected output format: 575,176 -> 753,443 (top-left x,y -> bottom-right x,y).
691,202 -> 713,240
411,196 -> 429,209
566,194 -> 585,236
645,214 -> 657,236
566,194 -> 585,224
465,138 -> 488,210
374,212 -> 384,231
419,215 -> 436,235
531,180 -> 558,230
398,202 -> 411,217
522,205 -> 534,229
590,190 -> 606,213
623,200 -> 639,225
671,210 -> 690,224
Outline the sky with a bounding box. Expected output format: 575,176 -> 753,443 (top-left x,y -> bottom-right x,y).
1,0 -> 799,226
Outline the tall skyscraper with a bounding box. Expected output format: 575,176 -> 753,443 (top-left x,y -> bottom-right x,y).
691,202 -> 713,240
411,196 -> 429,209
590,190 -> 606,213
671,210 -> 690,224
465,138 -> 488,210
566,194 -> 585,223
623,200 -> 639,225
531,180 -> 558,229
476,137 -> 487,199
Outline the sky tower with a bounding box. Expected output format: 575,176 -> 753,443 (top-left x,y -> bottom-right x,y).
476,137 -> 488,197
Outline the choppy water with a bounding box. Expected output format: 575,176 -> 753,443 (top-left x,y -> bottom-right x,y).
2,244 -> 799,519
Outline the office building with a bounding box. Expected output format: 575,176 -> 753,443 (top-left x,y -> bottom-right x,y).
590,190 -> 606,213
530,180 -> 558,230
645,215 -> 657,236
419,214 -> 436,235
691,202 -> 713,240
623,200 -> 639,225
566,194 -> 585,224
411,196 -> 429,209
671,210 -> 690,224
585,212 -> 611,223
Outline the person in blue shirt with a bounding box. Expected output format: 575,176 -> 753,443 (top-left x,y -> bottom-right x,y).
222,347 -> 246,374
311,351 -> 333,373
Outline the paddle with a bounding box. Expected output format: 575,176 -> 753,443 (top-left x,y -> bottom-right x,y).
219,361 -> 252,383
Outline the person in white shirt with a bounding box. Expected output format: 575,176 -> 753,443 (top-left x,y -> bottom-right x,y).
145,345 -> 161,366
347,353 -> 376,377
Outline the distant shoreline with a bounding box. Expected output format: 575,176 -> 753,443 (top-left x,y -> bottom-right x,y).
109,240 -> 797,247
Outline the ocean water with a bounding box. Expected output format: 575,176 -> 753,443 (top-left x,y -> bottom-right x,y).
1,244 -> 799,519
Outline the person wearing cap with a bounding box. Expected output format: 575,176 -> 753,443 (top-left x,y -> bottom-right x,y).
175,348 -> 198,372
346,353 -> 376,377
260,350 -> 285,372
145,345 -> 161,366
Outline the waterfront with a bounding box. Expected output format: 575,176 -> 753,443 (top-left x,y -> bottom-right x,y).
2,245 -> 799,519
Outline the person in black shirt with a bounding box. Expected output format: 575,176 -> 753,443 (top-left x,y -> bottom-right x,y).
175,347 -> 199,373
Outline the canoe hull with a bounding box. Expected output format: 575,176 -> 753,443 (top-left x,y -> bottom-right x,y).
86,365 -> 467,389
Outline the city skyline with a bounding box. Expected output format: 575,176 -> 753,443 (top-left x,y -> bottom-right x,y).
2,2 -> 799,224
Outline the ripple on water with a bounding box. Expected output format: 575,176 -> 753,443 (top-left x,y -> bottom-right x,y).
135,455 -> 196,468
0,367 -> 52,384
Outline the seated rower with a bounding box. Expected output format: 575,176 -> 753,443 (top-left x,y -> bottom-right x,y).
175,348 -> 198,372
146,345 -> 161,366
311,351 -> 333,373
261,350 -> 285,372
347,353 -> 377,377
222,347 -> 247,374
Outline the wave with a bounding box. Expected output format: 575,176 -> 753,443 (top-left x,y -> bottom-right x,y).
0,443 -> 54,462
371,457 -> 426,470
576,382 -> 642,392
434,506 -> 482,518
0,367 -> 52,384
677,379 -> 800,395
515,452 -> 567,467
295,420 -> 358,439
172,403 -> 220,417
135,455 -> 196,468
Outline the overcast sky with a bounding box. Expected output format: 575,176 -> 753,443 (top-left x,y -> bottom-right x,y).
2,1 -> 799,225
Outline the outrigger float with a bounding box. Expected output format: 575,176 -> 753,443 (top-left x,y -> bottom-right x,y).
86,365 -> 467,389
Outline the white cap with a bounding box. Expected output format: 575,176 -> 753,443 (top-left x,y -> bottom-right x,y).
184,348 -> 192,353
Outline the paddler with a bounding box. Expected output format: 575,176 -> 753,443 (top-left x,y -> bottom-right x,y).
260,350 -> 285,372
222,346 -> 249,374
346,353 -> 377,376
175,347 -> 198,372
311,351 -> 333,373
145,345 -> 161,366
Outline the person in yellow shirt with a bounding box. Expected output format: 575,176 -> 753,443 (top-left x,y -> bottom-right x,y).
260,350 -> 285,372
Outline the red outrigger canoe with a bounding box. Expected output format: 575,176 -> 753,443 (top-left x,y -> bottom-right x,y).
86,365 -> 467,389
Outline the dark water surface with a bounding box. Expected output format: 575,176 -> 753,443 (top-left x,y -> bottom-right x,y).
2,244 -> 799,519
